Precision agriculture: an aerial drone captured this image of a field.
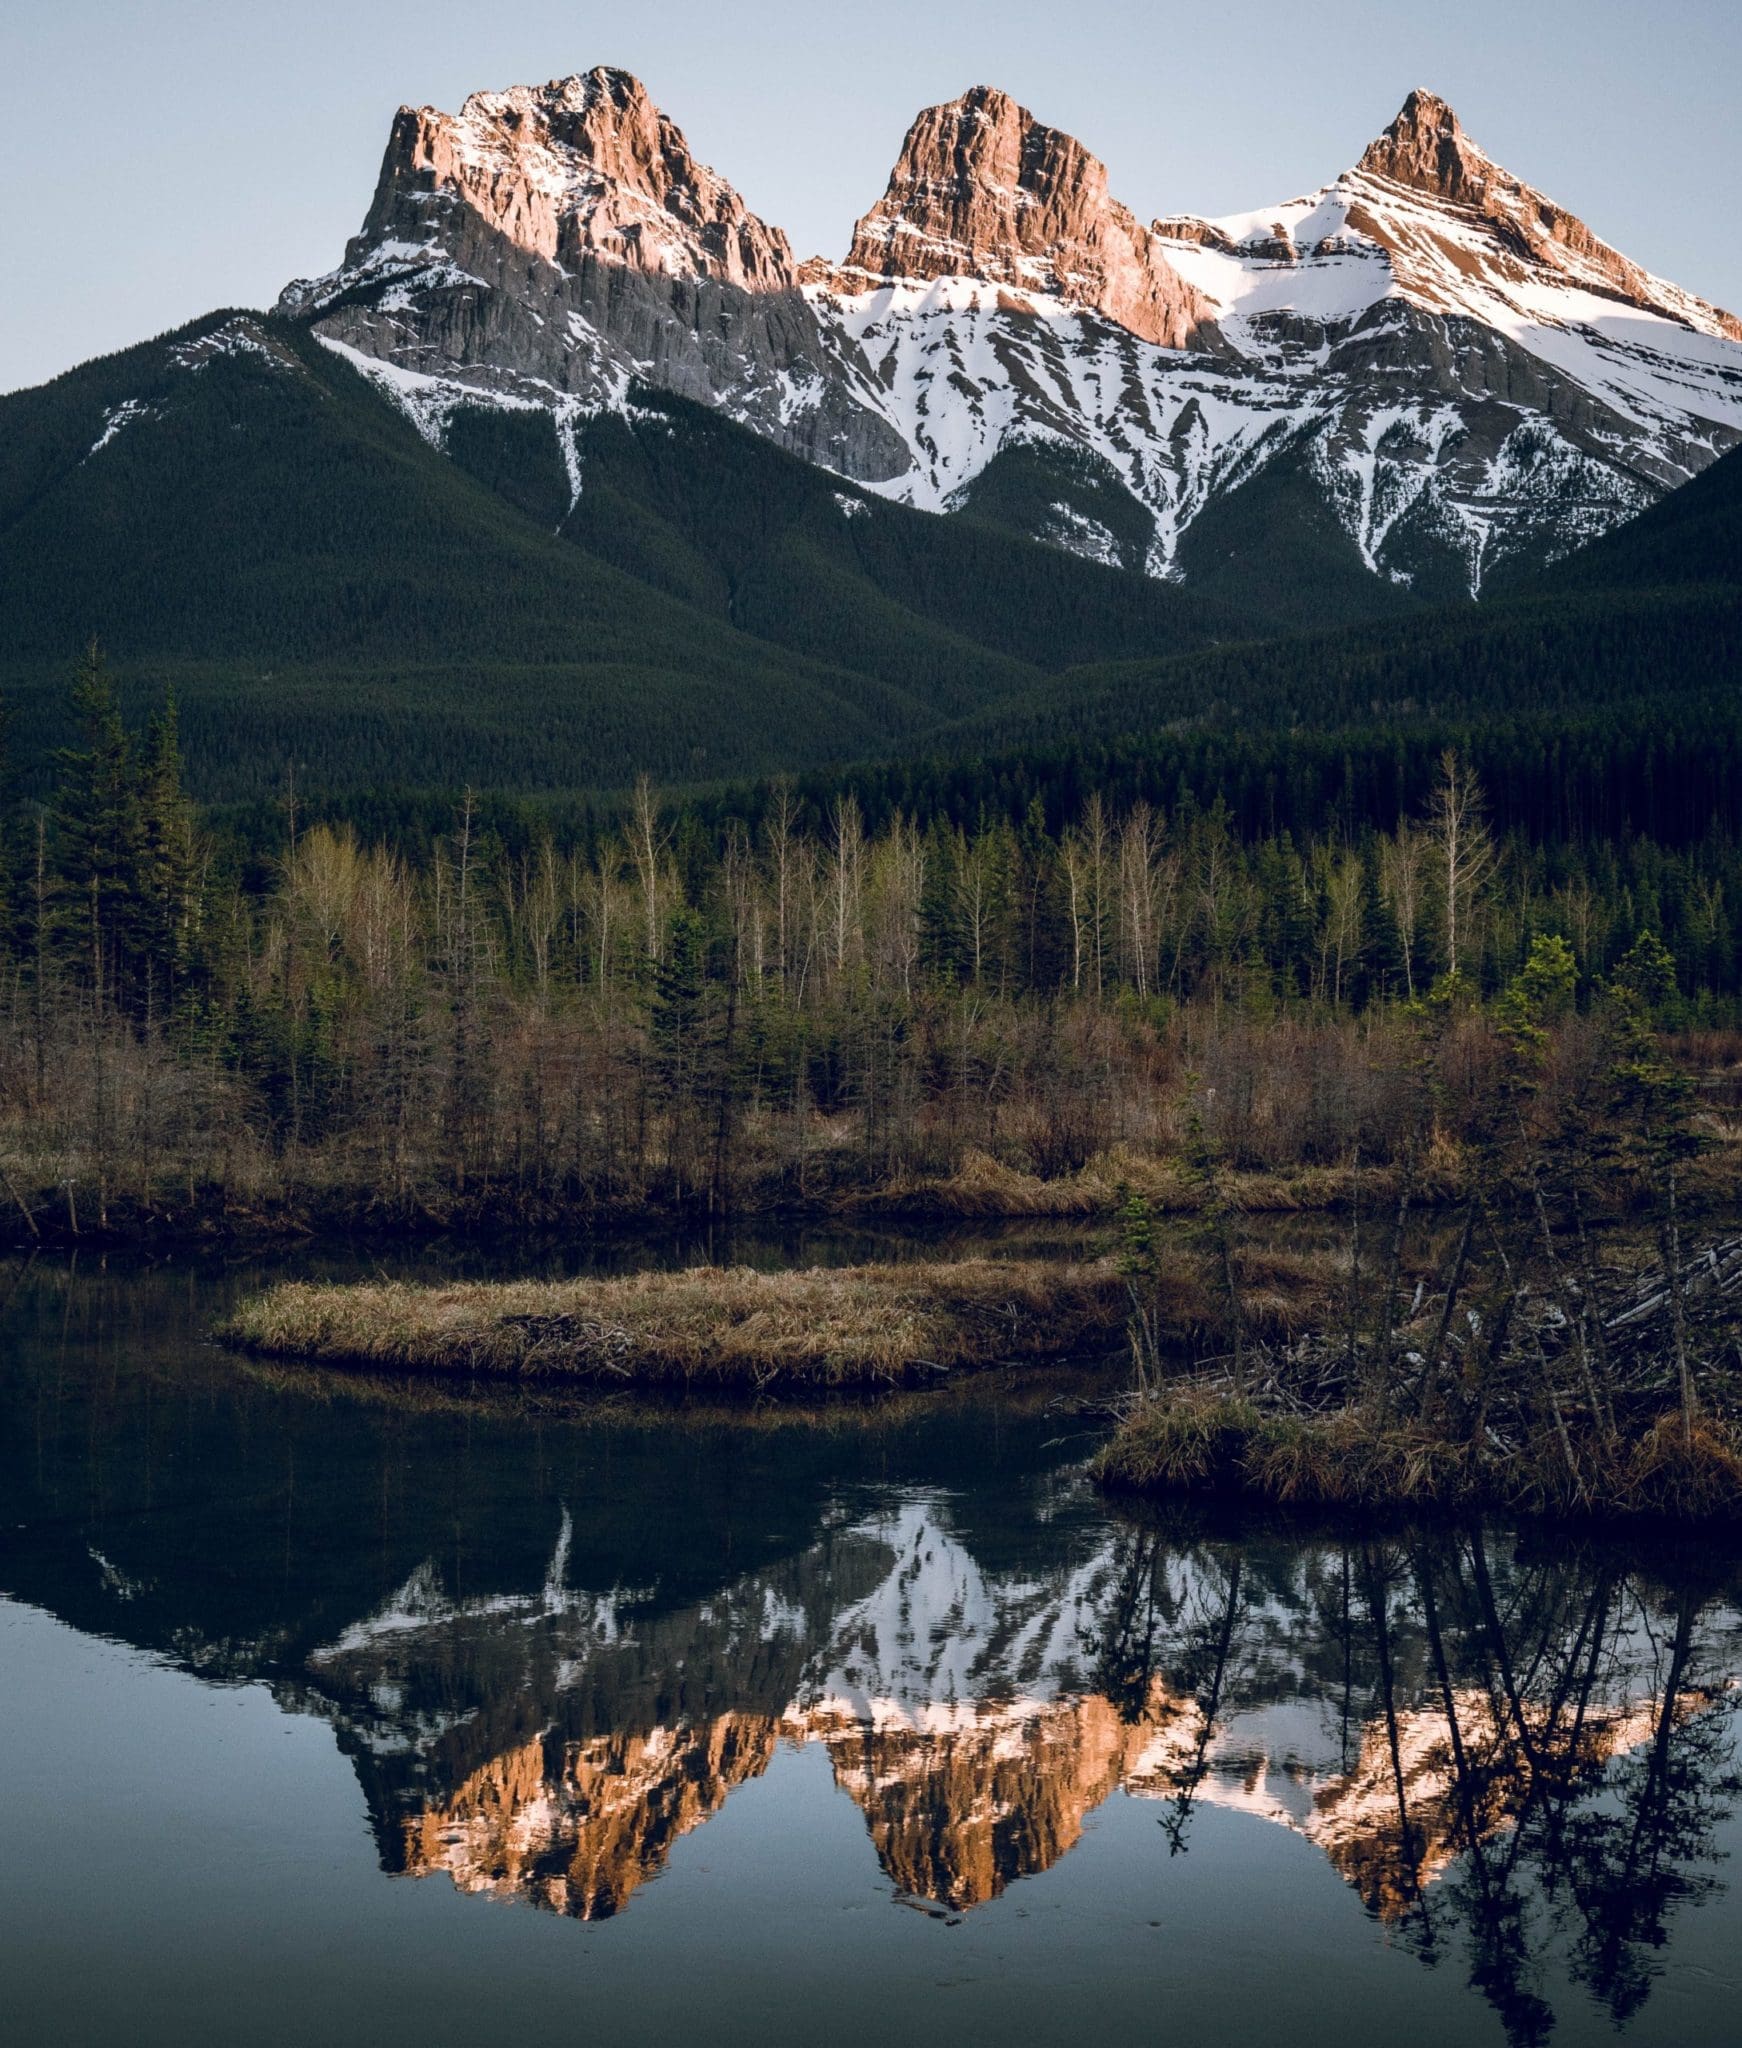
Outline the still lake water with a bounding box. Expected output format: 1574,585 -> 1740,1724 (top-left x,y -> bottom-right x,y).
5,1240 -> 1742,2047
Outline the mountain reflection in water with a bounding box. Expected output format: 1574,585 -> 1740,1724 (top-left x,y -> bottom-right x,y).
329,1499 -> 1740,1998
4,1252 -> 1742,2046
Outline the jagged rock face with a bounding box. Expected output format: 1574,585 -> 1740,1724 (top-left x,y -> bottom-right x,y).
810,1694 -> 1148,1909
276,70 -> 1742,595
277,67 -> 913,485
351,67 -> 797,289
400,1719 -> 780,1920
1357,90 -> 1742,341
826,86 -> 1214,350
1137,94 -> 1742,587
279,1501 -> 1728,1929
1356,86 -> 1501,209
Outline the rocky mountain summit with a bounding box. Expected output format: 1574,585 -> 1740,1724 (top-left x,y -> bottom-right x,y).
346,68 -> 797,289
281,66 -> 910,480
818,84 -> 1215,350
281,1499 -> 1718,1928
265,67 -> 1742,595
1356,89 -> 1742,340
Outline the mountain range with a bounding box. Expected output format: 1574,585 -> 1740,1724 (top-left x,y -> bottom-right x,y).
287,70 -> 1742,596
2,68 -> 1738,798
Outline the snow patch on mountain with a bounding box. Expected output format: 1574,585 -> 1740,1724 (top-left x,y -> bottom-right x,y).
317,335 -> 590,508
87,397 -> 157,457
1156,169 -> 1742,451
169,316 -> 303,375
807,279 -> 1323,566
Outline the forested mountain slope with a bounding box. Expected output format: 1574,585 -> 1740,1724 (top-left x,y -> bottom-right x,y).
1538,439 -> 1742,593
942,444 -> 1742,758
0,314 -> 1288,796
1,281 -> 1734,806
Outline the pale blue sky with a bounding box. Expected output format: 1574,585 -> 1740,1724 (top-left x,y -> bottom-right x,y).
5,0 -> 1738,393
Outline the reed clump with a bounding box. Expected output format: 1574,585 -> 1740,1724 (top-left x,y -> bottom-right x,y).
220,1256 -> 1136,1388
859,1147 -> 1459,1221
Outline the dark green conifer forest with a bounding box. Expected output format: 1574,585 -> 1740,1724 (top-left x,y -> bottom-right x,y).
1,319 -> 1738,1241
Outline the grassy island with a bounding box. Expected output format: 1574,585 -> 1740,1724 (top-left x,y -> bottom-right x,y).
218,1237 -> 1346,1390
220,1257 -> 1131,1388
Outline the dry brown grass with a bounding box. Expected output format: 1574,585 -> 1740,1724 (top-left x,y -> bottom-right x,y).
220,1231 -> 1352,1392
858,1145 -> 1460,1221
220,1256 -> 1133,1388
1090,1392 -> 1742,1525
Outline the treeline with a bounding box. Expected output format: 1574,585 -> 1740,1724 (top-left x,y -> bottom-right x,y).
0,649 -> 1737,1235
183,692 -> 1742,896
968,582 -> 1742,765
808,702 -> 1742,854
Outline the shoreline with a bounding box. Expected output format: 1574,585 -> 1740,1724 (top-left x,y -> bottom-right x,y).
7,1144 -> 1734,1253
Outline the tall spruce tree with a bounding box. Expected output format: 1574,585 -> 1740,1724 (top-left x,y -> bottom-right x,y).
0,687 -> 12,952
54,643 -> 145,1007
139,687 -> 198,1007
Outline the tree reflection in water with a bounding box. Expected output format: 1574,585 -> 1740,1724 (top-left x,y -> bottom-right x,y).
1086,1517 -> 1742,2045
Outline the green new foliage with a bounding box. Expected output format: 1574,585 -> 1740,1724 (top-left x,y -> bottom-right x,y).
1605,933 -> 1701,1172
1113,1185 -> 1158,1284
1495,933 -> 1578,1063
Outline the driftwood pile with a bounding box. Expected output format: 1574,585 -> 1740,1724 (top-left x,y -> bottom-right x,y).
1182,1235 -> 1742,1421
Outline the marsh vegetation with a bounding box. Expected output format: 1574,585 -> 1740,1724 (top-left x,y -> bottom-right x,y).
1096,935 -> 1742,1522
219,1233 -> 1347,1389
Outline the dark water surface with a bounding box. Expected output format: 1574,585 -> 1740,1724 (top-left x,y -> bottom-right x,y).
4,1245 -> 1742,2047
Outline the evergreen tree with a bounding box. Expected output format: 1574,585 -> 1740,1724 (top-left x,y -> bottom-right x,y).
0,688 -> 12,949
138,687 -> 199,1006
1603,933 -> 1705,1444
54,643 -> 145,1006
651,906 -> 717,1192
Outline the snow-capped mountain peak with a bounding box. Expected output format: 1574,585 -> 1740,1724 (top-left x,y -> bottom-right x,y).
285,65 -> 796,313
1355,88 -> 1740,342
1358,87 -> 1501,203
1145,90 -> 1742,535
276,71 -> 1742,600
1155,89 -> 1742,353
